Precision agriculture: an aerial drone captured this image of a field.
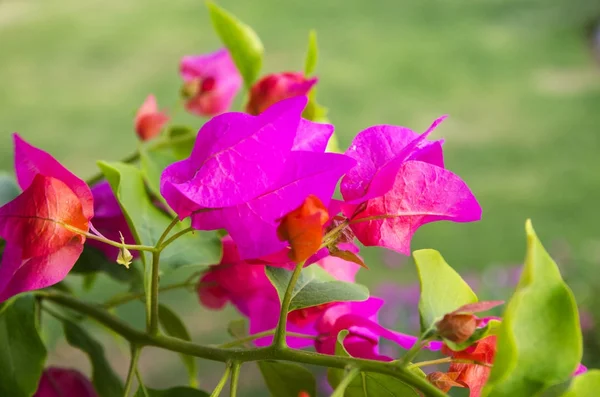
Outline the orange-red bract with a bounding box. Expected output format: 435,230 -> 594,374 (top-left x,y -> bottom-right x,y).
441,335 -> 497,397
277,195 -> 329,263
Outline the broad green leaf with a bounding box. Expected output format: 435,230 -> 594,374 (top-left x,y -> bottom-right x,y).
560,370 -> 600,397
97,161 -> 222,271
0,295 -> 47,397
167,126 -> 196,159
304,30 -> 318,76
265,264 -> 368,311
258,361 -> 316,397
158,304 -> 197,387
139,146 -> 177,209
328,330 -> 420,396
207,2 -> 263,89
484,220 -> 582,397
0,173 -> 20,206
134,386 -> 210,397
63,320 -> 123,397
413,249 -> 478,332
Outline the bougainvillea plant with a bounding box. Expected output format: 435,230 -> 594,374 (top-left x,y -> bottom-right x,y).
0,3 -> 597,397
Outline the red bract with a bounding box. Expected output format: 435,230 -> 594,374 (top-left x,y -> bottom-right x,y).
0,135 -> 93,301
246,72 -> 317,115
134,94 -> 169,141
441,336 -> 497,397
277,195 -> 329,263
34,367 -> 97,397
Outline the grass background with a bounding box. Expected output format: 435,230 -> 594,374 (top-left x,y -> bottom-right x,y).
2,0 -> 600,395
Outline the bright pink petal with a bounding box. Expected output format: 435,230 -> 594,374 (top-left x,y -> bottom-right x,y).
201,151 -> 355,259
341,117 -> 446,203
292,118 -> 334,152
574,364 -> 588,376
161,97 -> 306,214
347,161 -> 481,254
13,134 -> 94,219
0,242 -> 83,302
180,48 -> 242,116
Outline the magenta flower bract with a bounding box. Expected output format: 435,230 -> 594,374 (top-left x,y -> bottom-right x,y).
0,135 -> 93,301
88,181 -> 137,261
340,116 -> 481,254
314,297 -> 442,360
197,236 -> 362,348
34,367 -> 97,397
246,72 -> 318,115
180,48 -> 242,117
161,97 -> 355,259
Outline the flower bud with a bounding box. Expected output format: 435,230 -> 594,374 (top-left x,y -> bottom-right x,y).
116,231 -> 133,268
426,371 -> 464,393
246,72 -> 317,115
277,195 -> 329,263
134,94 -> 169,141
436,313 -> 477,343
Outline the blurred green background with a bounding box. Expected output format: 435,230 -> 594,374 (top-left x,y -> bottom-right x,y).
2,0 -> 600,395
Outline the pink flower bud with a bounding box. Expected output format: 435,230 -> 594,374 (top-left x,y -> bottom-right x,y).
246,72 -> 317,115
134,94 -> 169,141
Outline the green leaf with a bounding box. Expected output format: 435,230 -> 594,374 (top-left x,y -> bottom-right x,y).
97,161 -> 222,271
258,361 -> 316,397
304,30 -> 318,76
302,89 -> 329,124
0,295 -> 47,397
484,220 -> 583,397
139,146 -> 177,209
328,330 -> 420,396
265,264 -> 369,311
207,2 -> 263,89
158,304 -> 197,387
63,320 -> 123,397
167,126 -> 196,159
413,249 -> 478,332
560,370 -> 600,397
0,173 -> 20,206
134,386 -> 210,397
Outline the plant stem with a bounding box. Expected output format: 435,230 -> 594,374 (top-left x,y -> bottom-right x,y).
409,357 -> 452,369
36,290 -> 447,397
148,250 -> 161,335
331,367 -> 360,397
103,280 -> 198,309
272,261 -> 304,348
123,345 -> 142,397
67,227 -> 156,253
160,227 -> 195,250
156,215 -> 181,248
229,362 -> 241,397
218,330 -> 316,348
135,368 -> 149,397
210,363 -> 232,397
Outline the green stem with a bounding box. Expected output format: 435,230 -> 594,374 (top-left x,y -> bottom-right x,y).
400,331 -> 434,366
67,227 -> 156,253
218,330 -> 316,349
272,261 -> 304,348
210,363 -> 232,397
156,216 -> 181,248
409,357 -> 452,369
229,362 -> 241,397
103,280 -> 198,309
331,367 -> 361,397
135,369 -> 149,397
148,251 -> 161,335
36,291 -> 447,397
160,227 -> 194,250
123,345 -> 142,397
